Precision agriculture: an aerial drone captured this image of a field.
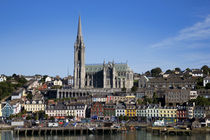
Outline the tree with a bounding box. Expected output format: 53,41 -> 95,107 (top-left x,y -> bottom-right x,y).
165,69 -> 172,74
201,65 -> 209,75
175,67 -> 181,72
142,96 -> 152,105
137,99 -> 143,104
26,115 -> 32,120
145,71 -> 151,76
50,116 -> 55,121
186,68 -> 191,72
205,83 -> 210,89
131,86 -> 138,93
26,93 -> 33,100
196,77 -> 204,89
151,67 -> 162,77
152,92 -> 159,104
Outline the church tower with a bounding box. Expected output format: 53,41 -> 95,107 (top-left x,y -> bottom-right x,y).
73,16 -> 85,89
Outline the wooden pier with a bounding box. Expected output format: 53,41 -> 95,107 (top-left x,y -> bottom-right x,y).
13,127 -> 119,136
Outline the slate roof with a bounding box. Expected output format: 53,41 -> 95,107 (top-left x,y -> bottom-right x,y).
85,63 -> 132,73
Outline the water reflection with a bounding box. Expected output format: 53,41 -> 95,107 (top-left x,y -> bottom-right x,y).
1,130 -> 210,140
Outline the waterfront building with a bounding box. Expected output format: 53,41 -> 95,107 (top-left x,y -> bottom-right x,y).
104,103 -> 116,120
158,106 -> 177,119
24,100 -> 45,113
1,102 -> 13,118
193,106 -> 206,119
73,16 -> 133,89
176,106 -> 188,121
146,104 -> 159,119
91,102 -> 104,120
125,104 -> 136,117
187,105 -> 194,119
115,103 -> 125,117
136,105 -> 147,118
10,100 -> 22,115
45,103 -> 67,118
66,103 -> 87,119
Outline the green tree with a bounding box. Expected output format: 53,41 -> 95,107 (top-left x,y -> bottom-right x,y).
26,115 -> 32,120
175,67 -> 181,72
137,99 -> 143,104
50,116 -> 55,121
196,77 -> 204,89
151,67 -> 162,77
201,65 -> 209,75
131,86 -> 138,93
26,93 -> 33,100
186,68 -> 191,72
145,71 -> 151,76
205,83 -> 210,89
152,92 -> 159,104
165,69 -> 172,74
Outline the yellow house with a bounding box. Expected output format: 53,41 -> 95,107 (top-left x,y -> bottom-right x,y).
24,100 -> 45,112
159,106 -> 177,118
125,104 -> 136,117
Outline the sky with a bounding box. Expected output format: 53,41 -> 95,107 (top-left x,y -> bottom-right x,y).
0,0 -> 210,77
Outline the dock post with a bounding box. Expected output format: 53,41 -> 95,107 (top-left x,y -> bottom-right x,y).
38,129 -> 41,136
25,130 -> 27,136
32,130 -> 34,136
74,128 -> 76,135
50,129 -> 52,135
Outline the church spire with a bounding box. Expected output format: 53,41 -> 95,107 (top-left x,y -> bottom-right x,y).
77,16 -> 82,37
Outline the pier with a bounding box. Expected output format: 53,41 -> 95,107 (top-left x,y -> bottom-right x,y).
14,127 -> 119,136
146,127 -> 192,136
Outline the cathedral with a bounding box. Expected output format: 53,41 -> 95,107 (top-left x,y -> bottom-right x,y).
73,17 -> 133,89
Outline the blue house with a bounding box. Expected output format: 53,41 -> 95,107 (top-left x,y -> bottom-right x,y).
1,102 -> 13,118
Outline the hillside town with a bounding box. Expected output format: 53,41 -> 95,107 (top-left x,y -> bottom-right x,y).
0,65 -> 210,131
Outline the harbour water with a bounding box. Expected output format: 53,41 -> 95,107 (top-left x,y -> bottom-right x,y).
1,130 -> 210,140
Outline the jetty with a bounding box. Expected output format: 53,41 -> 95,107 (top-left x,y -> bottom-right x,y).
13,127 -> 119,136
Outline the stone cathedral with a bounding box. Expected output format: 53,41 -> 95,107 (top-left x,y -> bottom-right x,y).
73,17 -> 133,89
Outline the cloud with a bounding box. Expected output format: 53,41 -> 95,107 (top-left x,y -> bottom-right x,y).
151,15 -> 210,48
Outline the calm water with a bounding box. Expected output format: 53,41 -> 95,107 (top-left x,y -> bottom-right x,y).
1,130 -> 210,140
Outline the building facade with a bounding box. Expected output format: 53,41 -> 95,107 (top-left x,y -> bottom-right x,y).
73,17 -> 133,89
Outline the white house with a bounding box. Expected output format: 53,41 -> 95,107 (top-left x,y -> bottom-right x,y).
115,103 -> 125,117
53,79 -> 63,86
203,77 -> 210,87
190,91 -> 198,100
146,104 -> 159,119
92,95 -> 107,102
11,88 -> 25,100
10,100 -> 22,115
136,105 -> 147,117
0,75 -> 6,82
192,69 -> 203,77
45,76 -> 52,82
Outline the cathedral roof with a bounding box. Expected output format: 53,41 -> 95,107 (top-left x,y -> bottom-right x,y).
85,63 -> 132,73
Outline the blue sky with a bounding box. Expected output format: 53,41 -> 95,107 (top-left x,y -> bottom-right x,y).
0,0 -> 210,77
